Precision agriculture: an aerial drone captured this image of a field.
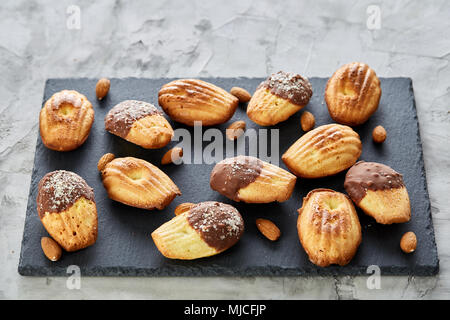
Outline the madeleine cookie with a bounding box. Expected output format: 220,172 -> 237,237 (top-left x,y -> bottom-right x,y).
99,155 -> 180,210
105,100 -> 173,149
210,155 -> 296,203
282,124 -> 362,178
39,90 -> 94,151
37,170 -> 98,252
297,189 -> 362,267
158,79 -> 239,126
152,201 -> 244,260
325,62 -> 381,126
344,161 -> 411,224
247,71 -> 312,126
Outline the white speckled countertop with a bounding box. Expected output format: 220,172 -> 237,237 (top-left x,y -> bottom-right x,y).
0,0 -> 449,299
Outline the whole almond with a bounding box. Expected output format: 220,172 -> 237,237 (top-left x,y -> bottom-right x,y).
226,120 -> 246,140
41,237 -> 62,262
256,218 -> 281,241
98,153 -> 115,172
372,125 -> 387,143
161,147 -> 183,165
300,111 -> 315,132
175,202 -> 195,216
96,78 -> 110,100
400,231 -> 417,253
230,87 -> 252,103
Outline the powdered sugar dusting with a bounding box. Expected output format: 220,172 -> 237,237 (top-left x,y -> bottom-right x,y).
105,100 -> 161,138
37,170 -> 94,216
187,201 -> 244,251
51,90 -> 82,109
228,156 -> 261,177
260,71 -> 313,105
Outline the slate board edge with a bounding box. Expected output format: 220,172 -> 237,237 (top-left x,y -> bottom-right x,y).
18,263 -> 438,277
18,124 -> 45,277
408,79 -> 439,272
18,77 -> 439,278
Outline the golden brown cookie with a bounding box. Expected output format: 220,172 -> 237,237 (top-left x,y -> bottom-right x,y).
39,90 -> 94,151
105,100 -> 173,149
37,170 -> 98,252
158,79 -> 239,126
152,201 -> 244,260
297,189 -> 362,267
282,124 -> 362,178
247,71 -> 313,126
210,155 -> 296,203
325,62 -> 381,126
344,161 -> 411,224
99,155 -> 180,210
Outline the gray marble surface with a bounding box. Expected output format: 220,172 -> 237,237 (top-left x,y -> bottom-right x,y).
0,0 -> 448,299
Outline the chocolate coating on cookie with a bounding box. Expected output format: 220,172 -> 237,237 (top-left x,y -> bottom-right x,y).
37,170 -> 95,218
210,156 -> 263,201
258,71 -> 313,106
344,161 -> 404,203
105,100 -> 161,138
187,201 -> 244,251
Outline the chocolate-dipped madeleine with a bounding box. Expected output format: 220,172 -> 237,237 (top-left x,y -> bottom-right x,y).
344,161 -> 411,224
247,71 -> 313,126
37,170 -> 98,252
210,155 -> 296,203
105,100 -> 173,149
151,201 -> 244,260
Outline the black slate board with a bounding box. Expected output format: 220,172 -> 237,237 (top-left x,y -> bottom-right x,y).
18,77 -> 439,276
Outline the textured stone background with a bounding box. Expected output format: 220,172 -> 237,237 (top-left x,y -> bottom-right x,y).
0,0 -> 449,299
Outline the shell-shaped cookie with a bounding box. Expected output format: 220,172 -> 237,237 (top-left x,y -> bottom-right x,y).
210,155 -> 296,203
37,170 -> 98,252
100,156 -> 181,210
152,201 -> 244,260
158,79 -> 239,126
344,161 -> 411,224
39,90 -> 94,151
247,71 -> 313,126
105,100 -> 173,149
297,189 -> 361,267
282,124 -> 362,178
325,62 -> 381,126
